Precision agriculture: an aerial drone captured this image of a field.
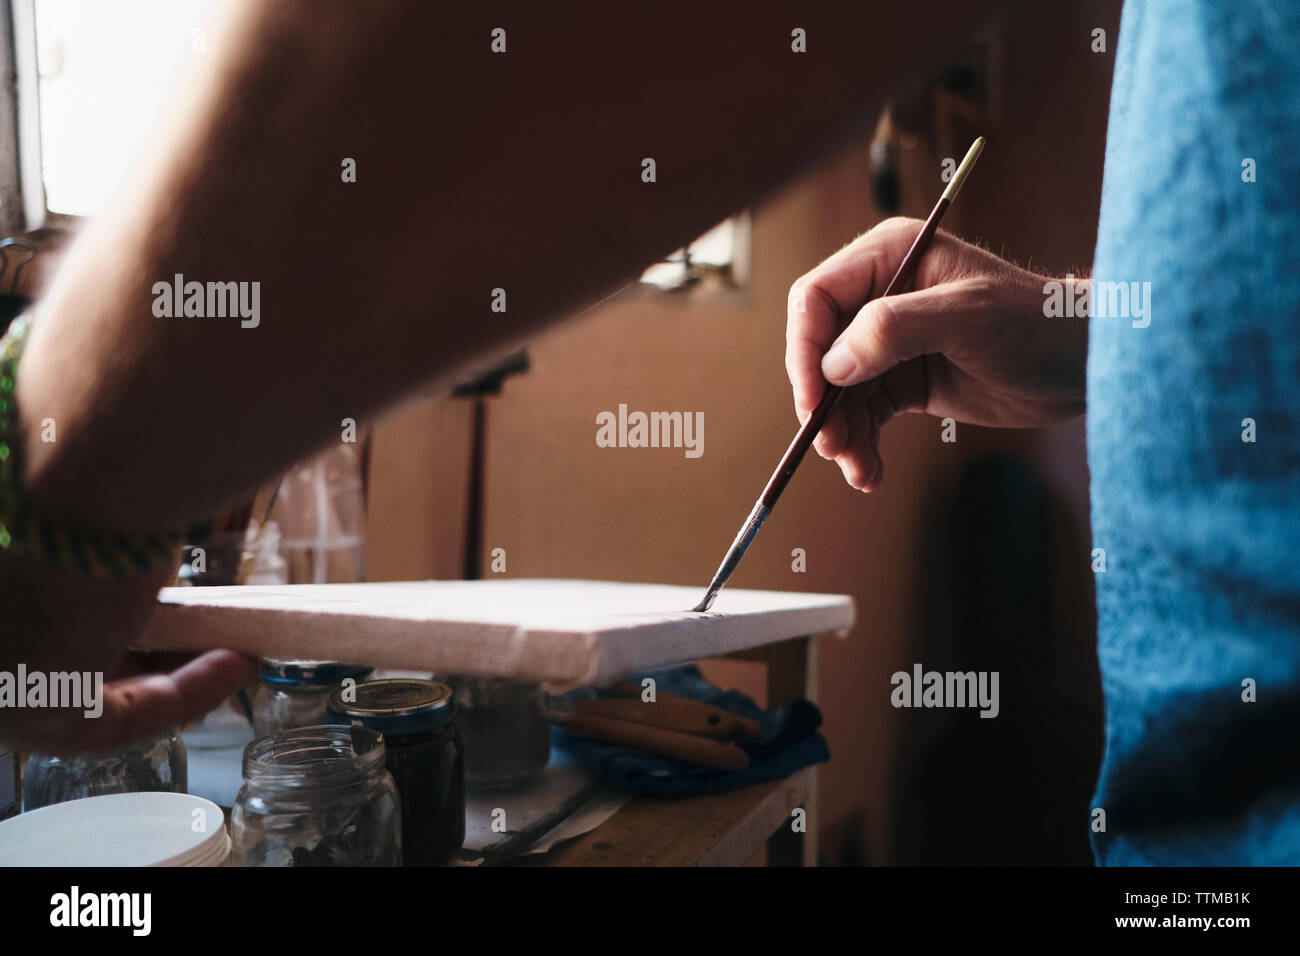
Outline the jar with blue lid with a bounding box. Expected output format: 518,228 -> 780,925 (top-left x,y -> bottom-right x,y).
327,678 -> 465,866
253,659 -> 374,738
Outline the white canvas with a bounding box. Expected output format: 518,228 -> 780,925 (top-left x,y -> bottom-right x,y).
141,579 -> 855,691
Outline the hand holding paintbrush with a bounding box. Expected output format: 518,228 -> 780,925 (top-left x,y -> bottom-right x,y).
692,137 -> 986,612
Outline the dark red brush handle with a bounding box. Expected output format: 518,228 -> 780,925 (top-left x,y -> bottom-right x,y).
760,196 -> 951,509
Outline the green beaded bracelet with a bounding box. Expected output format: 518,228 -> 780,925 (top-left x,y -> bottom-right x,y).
0,313 -> 207,576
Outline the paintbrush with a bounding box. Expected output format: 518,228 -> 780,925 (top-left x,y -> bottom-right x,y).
235,474 -> 285,585
690,136 -> 986,612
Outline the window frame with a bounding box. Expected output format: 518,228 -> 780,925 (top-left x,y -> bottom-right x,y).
0,0 -> 51,234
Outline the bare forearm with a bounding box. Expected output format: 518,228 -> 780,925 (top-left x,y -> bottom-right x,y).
17,0 -> 998,534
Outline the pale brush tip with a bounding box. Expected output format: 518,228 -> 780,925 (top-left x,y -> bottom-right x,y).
941,135 -> 986,203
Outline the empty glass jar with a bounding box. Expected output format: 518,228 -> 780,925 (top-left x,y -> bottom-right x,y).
252,659 -> 374,738
231,724 -> 401,867
22,728 -> 187,811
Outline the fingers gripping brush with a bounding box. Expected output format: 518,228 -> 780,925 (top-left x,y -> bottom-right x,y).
690,136 -> 985,613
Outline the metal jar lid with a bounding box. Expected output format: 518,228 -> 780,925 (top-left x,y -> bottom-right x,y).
326,678 -> 455,735
259,659 -> 374,686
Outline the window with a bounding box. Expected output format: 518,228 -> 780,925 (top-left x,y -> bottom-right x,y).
32,0 -> 221,219
640,213 -> 750,293
0,0 -> 221,231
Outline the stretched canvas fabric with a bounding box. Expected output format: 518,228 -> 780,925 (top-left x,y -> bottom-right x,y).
143,579 -> 853,691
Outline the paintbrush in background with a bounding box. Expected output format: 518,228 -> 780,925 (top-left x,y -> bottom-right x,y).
691,136 -> 986,612
235,476 -> 285,585
172,497 -> 256,587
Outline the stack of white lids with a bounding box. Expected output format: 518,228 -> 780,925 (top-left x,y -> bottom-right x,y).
0,792 -> 229,866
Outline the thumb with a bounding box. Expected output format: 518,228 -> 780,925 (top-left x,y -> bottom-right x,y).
819,280 -> 977,387
79,649 -> 257,754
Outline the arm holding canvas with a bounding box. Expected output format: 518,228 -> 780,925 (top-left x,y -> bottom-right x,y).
2,0 -> 1003,752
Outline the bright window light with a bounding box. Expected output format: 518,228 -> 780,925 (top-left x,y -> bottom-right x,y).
34,0 -> 220,217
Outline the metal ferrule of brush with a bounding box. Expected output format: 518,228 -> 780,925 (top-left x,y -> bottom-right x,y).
697,501 -> 770,608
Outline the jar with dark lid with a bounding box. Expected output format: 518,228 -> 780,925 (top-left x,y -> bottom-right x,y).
253,659 -> 374,738
327,678 -> 465,866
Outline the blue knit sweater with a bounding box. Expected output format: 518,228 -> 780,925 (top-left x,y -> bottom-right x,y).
1088,0 -> 1300,864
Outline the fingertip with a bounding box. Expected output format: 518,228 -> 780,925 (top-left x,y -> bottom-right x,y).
858,450 -> 878,491
173,649 -> 259,699
793,393 -> 810,427
836,456 -> 858,489
862,452 -> 885,492
816,410 -> 848,459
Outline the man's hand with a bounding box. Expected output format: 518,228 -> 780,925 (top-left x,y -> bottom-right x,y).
786,217 -> 1088,491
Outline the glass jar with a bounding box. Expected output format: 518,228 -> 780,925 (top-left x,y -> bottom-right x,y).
327,679 -> 464,866
442,675 -> 550,788
21,728 -> 187,811
175,530 -> 251,587
1,748 -> 18,820
252,659 -> 374,738
277,445 -> 367,583
231,724 -> 401,866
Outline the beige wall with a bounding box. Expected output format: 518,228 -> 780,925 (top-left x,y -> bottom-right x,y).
366,0 -> 1122,864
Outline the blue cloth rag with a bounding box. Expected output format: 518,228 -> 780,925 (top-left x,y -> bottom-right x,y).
552,664 -> 829,796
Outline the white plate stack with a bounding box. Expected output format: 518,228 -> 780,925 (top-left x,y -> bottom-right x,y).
0,792 -> 229,866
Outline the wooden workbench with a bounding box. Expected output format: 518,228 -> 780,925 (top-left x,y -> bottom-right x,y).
154,581 -> 845,867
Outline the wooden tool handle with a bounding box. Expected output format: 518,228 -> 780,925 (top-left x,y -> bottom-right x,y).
553,713 -> 750,771
607,683 -> 764,737
570,696 -> 762,740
